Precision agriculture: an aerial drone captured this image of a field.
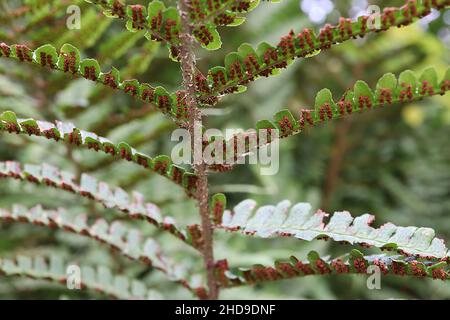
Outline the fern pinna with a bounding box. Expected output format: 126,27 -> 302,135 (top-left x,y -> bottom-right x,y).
0,0 -> 449,300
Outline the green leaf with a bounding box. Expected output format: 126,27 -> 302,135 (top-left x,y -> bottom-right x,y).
138,83 -> 156,102
227,17 -> 246,27
33,44 -> 58,67
10,44 -> 33,62
353,80 -> 375,111
303,49 -> 321,58
152,155 -> 171,175
119,79 -> 140,96
314,88 -> 338,120
202,4 -> 445,98
208,66 -> 228,85
224,52 -> 242,72
125,5 -> 147,32
376,72 -> 397,92
443,67 -> 450,82
186,0 -> 270,49
80,58 -> 101,79
182,172 -> 198,195
237,43 -> 261,64
419,67 -> 438,88
168,164 -> 186,185
211,193 -> 227,225
218,250 -> 449,288
0,42 -> 180,119
273,109 -> 299,135
163,7 -> 180,24
255,119 -> 277,131
0,111 -> 196,190
195,24 -> 222,50
398,69 -> 417,92
99,67 -> 121,88
208,67 -> 449,173
86,0 -> 181,63
0,111 -> 18,125
256,42 -> 277,62
57,43 -> 81,73
235,85 -> 247,94
147,0 -> 166,19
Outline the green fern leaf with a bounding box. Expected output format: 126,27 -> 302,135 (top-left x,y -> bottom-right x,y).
197,0 -> 448,102
208,67 -> 449,168
215,250 -> 449,288
0,204 -> 205,297
0,42 -> 185,122
0,112 -> 196,189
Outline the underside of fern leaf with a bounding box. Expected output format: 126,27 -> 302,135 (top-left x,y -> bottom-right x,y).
0,204 -> 206,297
0,254 -> 163,299
0,161 -> 203,248
206,67 -> 449,168
197,0 -> 449,103
0,42 -> 188,123
218,199 -> 449,259
85,0 -> 182,59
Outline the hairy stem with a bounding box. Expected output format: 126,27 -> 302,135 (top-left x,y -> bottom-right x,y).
178,0 -> 219,300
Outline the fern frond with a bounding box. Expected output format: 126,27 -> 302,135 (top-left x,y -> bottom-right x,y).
0,254 -> 162,299
0,42 -> 186,123
197,0 -> 449,103
85,0 -> 182,59
217,199 -> 449,260
188,0 -> 280,50
208,67 -> 449,170
215,249 -> 449,288
271,67 -> 449,136
0,204 -> 206,297
0,161 -> 202,248
0,111 -> 198,193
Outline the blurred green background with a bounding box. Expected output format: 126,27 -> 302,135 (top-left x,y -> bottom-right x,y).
0,0 -> 449,299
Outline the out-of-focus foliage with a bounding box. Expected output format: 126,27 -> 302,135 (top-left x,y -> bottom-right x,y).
0,0 -> 449,299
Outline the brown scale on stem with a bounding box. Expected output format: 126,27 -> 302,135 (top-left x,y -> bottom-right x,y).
178,0 -> 219,299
